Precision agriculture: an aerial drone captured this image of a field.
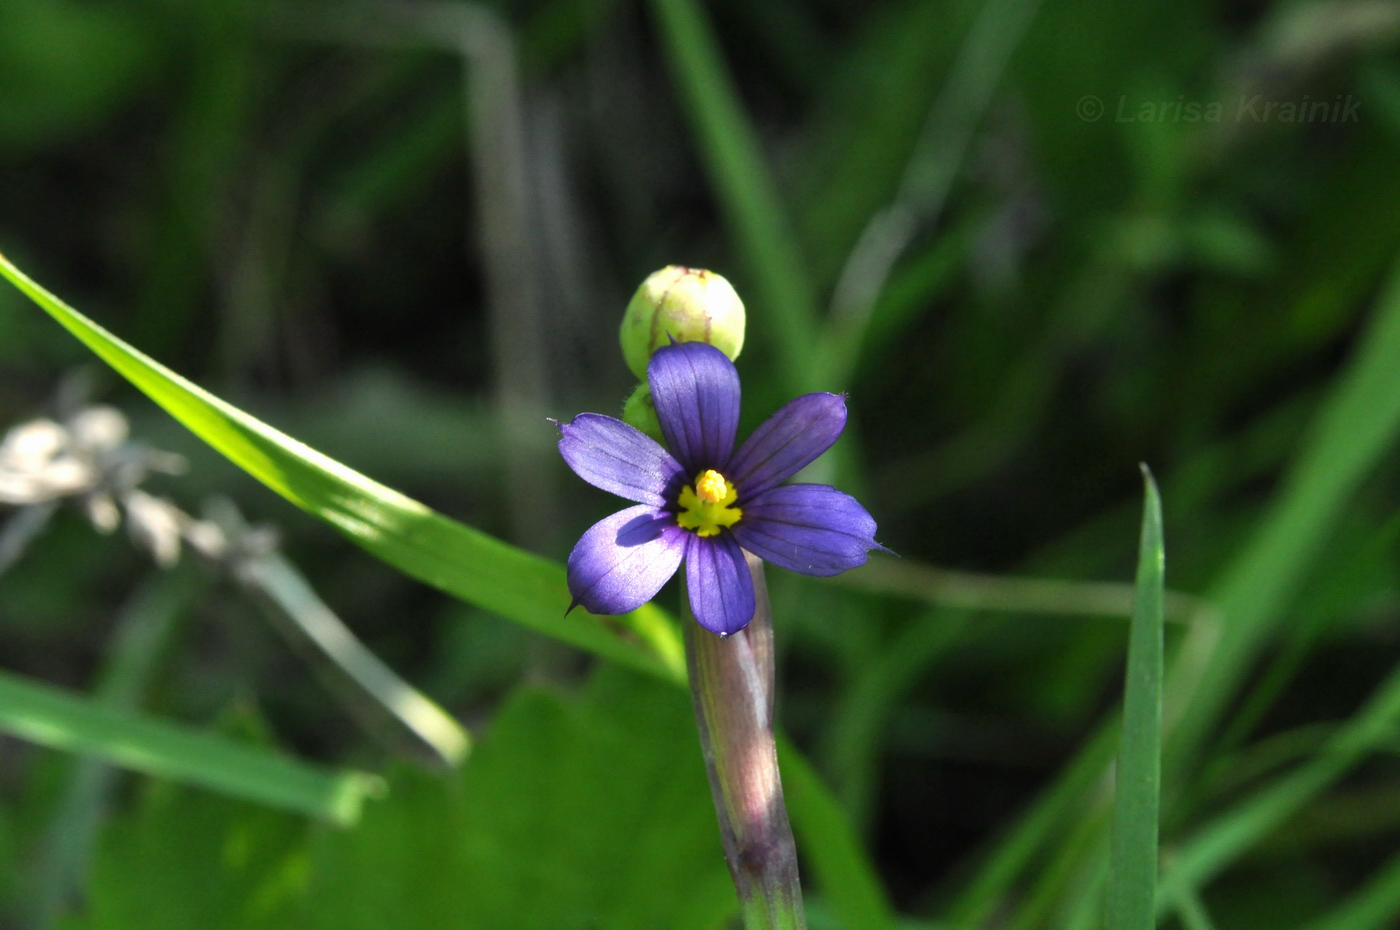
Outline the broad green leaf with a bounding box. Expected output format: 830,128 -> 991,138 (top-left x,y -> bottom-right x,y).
0,667 -> 377,826
65,784 -> 307,930
68,669 -> 737,929
0,252 -> 684,684
305,667 -> 736,929
1105,467 -> 1164,930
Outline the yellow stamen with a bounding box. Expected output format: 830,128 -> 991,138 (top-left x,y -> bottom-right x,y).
677,471 -> 742,537
695,469 -> 727,504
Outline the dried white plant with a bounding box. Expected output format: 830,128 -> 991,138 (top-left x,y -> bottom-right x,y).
0,406 -> 223,569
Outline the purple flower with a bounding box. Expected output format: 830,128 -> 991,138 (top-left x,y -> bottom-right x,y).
557,341 -> 884,636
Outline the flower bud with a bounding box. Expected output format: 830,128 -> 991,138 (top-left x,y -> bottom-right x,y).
619,266 -> 745,379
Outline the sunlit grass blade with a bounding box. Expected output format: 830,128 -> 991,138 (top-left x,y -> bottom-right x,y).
244,544 -> 472,766
212,496 -> 469,768
0,666 -> 380,825
1105,466 -> 1164,930
1171,878 -> 1220,930
0,252 -> 685,684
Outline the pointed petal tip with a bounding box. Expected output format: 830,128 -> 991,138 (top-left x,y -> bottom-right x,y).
693,614 -> 753,637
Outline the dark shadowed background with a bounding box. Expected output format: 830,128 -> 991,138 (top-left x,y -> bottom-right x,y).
4,0 -> 1400,927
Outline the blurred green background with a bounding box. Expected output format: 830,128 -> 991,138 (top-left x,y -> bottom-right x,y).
4,0 -> 1400,927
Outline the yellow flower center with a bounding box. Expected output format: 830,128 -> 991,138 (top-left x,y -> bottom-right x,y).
694,469 -> 728,504
677,469 -> 742,537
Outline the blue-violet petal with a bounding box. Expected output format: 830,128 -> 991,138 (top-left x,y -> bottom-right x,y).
567,505 -> 687,615
727,392 -> 847,500
684,532 -> 756,635
732,484 -> 883,577
557,413 -> 684,506
647,341 -> 740,474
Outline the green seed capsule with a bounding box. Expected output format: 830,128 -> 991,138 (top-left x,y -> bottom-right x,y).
619,266 -> 745,379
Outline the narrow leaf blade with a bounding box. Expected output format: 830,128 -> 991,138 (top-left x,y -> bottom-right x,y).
1106,465 -> 1165,930
0,667 -> 378,824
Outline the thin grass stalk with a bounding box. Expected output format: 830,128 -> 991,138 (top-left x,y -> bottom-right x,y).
684,552 -> 805,929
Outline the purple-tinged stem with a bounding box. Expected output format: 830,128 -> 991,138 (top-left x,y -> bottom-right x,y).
684,551 -> 806,929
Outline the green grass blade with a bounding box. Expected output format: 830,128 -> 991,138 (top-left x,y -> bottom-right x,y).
950,254 -> 1400,923
1162,651 -> 1400,912
0,666 -> 379,825
826,608 -> 968,828
28,568 -> 200,928
0,252 -> 685,684
944,725 -> 1120,926
1168,255 -> 1400,768
1105,466 -> 1165,930
648,0 -> 820,392
1171,881 -> 1220,930
1304,848 -> 1400,930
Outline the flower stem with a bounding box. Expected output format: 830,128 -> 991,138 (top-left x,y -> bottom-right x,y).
684,551 -> 806,929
